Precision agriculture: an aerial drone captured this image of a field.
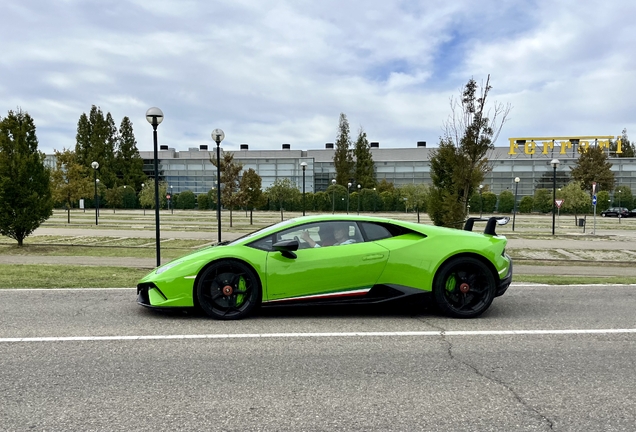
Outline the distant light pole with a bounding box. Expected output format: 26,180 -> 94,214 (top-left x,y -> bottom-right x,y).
479,184 -> 484,218
146,107 -> 164,268
91,161 -> 99,225
212,129 -> 225,243
301,162 -> 307,216
357,184 -> 361,214
141,183 -> 145,215
618,189 -> 622,224
551,158 -> 560,236
513,177 -> 520,231
331,179 -> 336,214
95,179 -> 100,218
373,187 -> 377,212
347,182 -> 352,214
170,185 -> 174,214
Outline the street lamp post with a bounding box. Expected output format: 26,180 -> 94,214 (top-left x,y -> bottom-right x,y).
479,184 -> 484,218
357,184 -> 361,214
513,177 -> 520,231
347,182 -> 352,214
551,158 -> 560,236
212,129 -> 225,243
331,179 -> 336,214
95,179 -> 100,219
170,185 -> 174,214
146,107 -> 164,268
373,187 -> 376,212
141,183 -> 145,215
618,189 -> 622,224
91,161 -> 99,225
301,162 -> 307,216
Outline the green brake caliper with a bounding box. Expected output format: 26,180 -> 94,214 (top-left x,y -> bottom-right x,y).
445,274 -> 456,293
235,276 -> 246,306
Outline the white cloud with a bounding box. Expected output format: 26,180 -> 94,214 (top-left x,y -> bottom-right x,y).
0,0 -> 634,154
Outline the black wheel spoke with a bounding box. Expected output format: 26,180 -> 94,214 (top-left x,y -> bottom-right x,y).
197,262 -> 260,320
435,258 -> 496,318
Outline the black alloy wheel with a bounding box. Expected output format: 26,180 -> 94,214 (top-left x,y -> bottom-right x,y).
433,257 -> 496,318
196,260 -> 261,320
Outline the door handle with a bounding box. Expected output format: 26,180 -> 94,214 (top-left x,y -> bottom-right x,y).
363,254 -> 385,261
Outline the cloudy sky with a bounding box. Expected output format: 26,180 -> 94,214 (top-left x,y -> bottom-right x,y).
2,0 -> 635,154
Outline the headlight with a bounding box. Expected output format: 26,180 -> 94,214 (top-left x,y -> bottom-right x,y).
155,260 -> 184,275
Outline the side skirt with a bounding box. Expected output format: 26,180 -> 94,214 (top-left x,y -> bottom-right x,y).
261,284 -> 429,308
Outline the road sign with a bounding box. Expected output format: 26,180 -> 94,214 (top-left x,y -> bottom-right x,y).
555,199 -> 564,209
592,195 -> 597,205
166,194 -> 171,200
592,182 -> 596,194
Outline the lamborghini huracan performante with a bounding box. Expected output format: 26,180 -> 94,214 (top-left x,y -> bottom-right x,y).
137,215 -> 512,319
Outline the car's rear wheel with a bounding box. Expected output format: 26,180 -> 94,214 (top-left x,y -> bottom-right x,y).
601,213 -> 606,217
433,257 -> 496,318
196,260 -> 261,320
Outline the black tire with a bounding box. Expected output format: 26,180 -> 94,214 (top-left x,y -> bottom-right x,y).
196,260 -> 261,320
433,257 -> 496,318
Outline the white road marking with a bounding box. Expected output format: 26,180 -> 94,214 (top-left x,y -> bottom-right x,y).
1,328 -> 636,343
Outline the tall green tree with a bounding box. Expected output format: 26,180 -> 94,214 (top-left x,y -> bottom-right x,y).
139,178 -> 167,209
428,76 -> 511,227
210,151 -> 243,226
400,183 -> 429,222
239,168 -> 264,224
613,185 -> 633,209
115,116 -> 145,189
267,178 -> 300,220
353,128 -> 375,188
333,113 -> 354,186
497,190 -> 515,213
50,148 -> 92,222
0,110 -> 54,246
560,181 -> 592,223
74,106 -> 118,189
570,145 -> 615,194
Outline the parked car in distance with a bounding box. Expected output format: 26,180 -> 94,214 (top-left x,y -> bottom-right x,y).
631,208 -> 636,217
600,207 -> 630,218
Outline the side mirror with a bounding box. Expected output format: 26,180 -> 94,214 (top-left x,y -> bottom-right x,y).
273,239 -> 299,259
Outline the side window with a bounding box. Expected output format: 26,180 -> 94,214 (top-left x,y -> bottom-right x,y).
248,234 -> 274,251
360,222 -> 392,241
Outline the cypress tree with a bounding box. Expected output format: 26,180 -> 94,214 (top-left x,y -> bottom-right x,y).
0,109 -> 53,245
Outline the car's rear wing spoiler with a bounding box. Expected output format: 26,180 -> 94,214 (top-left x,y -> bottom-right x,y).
463,216 -> 510,236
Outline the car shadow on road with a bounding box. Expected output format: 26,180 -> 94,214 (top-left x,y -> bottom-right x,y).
136,296 -> 443,321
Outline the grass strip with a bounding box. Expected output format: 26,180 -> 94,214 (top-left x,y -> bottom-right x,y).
0,264 -> 149,288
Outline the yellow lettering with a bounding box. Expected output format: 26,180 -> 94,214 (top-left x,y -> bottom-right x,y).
578,141 -> 590,153
598,140 -> 610,150
616,138 -> 623,154
508,139 -> 518,155
524,141 -> 536,155
541,140 -> 554,155
559,140 -> 572,155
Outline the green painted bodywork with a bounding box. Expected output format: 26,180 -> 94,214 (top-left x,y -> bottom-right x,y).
137,215 -> 510,308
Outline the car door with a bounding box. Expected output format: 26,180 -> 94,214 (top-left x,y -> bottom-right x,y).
264,222 -> 389,301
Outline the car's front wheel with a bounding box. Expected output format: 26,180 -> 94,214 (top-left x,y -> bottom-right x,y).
196,260 -> 261,320
433,257 -> 496,318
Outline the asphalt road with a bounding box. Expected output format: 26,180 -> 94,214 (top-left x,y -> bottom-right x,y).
1,285 -> 636,431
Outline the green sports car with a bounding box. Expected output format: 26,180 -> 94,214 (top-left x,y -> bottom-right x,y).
137,215 -> 512,319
